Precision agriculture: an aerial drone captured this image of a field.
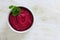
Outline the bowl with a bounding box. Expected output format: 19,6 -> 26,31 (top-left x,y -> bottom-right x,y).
8,6 -> 34,33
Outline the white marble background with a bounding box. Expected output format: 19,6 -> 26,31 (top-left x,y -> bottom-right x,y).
0,0 -> 60,40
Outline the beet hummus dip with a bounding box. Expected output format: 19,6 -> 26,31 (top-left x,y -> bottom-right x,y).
9,7 -> 34,31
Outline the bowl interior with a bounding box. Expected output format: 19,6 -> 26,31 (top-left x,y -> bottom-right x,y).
8,6 -> 34,33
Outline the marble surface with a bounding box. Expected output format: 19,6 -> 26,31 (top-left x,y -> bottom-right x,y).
0,0 -> 60,40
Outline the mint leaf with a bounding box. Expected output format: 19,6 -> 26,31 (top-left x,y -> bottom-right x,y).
9,5 -> 20,16
9,5 -> 14,9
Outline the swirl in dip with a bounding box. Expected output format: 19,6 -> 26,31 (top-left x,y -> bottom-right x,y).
9,7 -> 34,31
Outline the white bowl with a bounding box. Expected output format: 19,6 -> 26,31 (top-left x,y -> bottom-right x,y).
8,6 -> 34,33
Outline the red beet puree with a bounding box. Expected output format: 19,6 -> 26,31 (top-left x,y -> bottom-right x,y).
9,7 -> 34,31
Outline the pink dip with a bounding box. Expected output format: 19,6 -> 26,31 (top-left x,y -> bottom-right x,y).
9,7 -> 34,31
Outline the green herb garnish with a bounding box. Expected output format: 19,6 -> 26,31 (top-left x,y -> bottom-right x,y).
9,5 -> 20,16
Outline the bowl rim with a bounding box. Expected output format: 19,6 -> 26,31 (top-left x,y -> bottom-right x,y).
7,5 -> 34,33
